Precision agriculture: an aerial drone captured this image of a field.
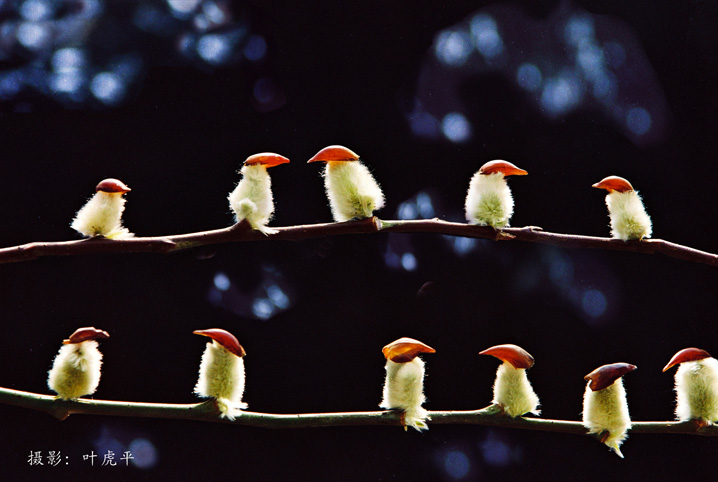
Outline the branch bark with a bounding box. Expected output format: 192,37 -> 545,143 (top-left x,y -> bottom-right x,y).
0,218 -> 716,267
1,387 -> 716,437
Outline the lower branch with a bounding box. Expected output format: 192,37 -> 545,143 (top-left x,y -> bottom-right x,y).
1,387 -> 716,436
0,218 -> 716,267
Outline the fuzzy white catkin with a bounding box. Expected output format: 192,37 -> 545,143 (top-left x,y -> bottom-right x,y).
324,161 -> 385,222
605,190 -> 652,240
674,358 -> 718,422
380,358 -> 429,431
582,379 -> 631,458
194,340 -> 247,420
228,164 -> 276,234
47,340 -> 103,400
465,172 -> 515,227
492,362 -> 540,417
71,192 -> 132,239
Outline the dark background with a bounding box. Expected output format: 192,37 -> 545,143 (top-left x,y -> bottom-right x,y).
1,0 -> 717,480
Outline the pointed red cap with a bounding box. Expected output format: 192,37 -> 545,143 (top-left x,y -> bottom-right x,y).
584,362 -> 637,391
592,176 -> 634,193
63,327 -> 110,344
480,344 -> 534,369
194,328 -> 246,357
663,347 -> 711,372
96,179 -> 130,193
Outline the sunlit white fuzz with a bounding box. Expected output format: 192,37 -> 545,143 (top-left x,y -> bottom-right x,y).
592,176 -> 652,240
663,347 -> 718,424
228,152 -> 290,235
380,337 -> 436,431
47,327 -> 110,400
308,145 -> 385,222
582,362 -> 636,458
71,178 -> 133,239
480,344 -> 540,417
194,328 -> 247,420
465,160 -> 528,227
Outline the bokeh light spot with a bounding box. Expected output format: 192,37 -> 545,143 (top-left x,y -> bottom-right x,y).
266,284 -> 289,309
20,0 -> 53,21
481,436 -> 511,467
470,14 -> 504,59
167,0 -> 200,17
401,252 -> 418,271
17,22 -> 51,50
416,192 -> 435,218
91,72 -> 125,105
540,72 -> 583,116
441,112 -> 472,142
564,15 -> 594,46
252,298 -> 275,320
435,30 -> 473,67
516,63 -> 542,91
244,35 -> 267,61
444,450 -> 471,479
626,107 -> 652,135
213,273 -> 230,291
581,289 -> 607,318
128,438 -> 158,469
197,34 -> 232,64
52,48 -> 86,73
398,201 -> 418,220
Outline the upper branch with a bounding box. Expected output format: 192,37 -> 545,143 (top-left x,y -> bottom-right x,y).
0,218 -> 716,267
1,387 -> 715,436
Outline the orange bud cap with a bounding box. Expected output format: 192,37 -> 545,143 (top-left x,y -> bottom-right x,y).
592,176 -> 634,193
244,152 -> 291,168
479,160 -> 528,177
307,145 -> 360,163
382,337 -> 436,363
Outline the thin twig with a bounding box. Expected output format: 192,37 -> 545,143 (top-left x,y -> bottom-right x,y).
1,387 -> 716,436
0,218 -> 716,267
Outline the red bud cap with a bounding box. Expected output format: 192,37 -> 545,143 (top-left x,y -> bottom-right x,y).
663,347 -> 712,372
96,178 -> 131,193
480,344 -> 534,369
479,160 -> 528,177
592,176 -> 634,193
244,153 -> 291,168
63,327 -> 110,344
584,362 -> 637,391
307,145 -> 360,163
194,328 -> 246,357
382,337 -> 435,363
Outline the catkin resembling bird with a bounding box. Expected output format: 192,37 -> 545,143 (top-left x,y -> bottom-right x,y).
479,344 -> 540,417
194,328 -> 247,420
47,327 -> 110,400
71,178 -> 133,239
582,362 -> 636,458
307,145 -> 385,222
228,152 -> 290,235
663,347 -> 718,426
592,176 -> 652,240
465,160 -> 528,228
380,337 -> 435,431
